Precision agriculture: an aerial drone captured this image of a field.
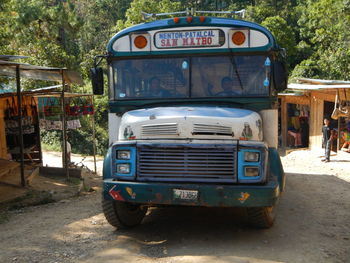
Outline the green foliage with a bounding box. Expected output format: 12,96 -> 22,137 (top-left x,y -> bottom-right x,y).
41,130 -> 62,152
261,16 -> 296,68
116,0 -> 181,30
293,0 -> 350,80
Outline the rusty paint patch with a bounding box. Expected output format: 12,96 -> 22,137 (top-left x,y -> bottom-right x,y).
109,186 -> 125,201
126,187 -> 136,199
238,192 -> 250,203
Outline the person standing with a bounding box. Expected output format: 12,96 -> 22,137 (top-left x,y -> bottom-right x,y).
322,118 -> 334,162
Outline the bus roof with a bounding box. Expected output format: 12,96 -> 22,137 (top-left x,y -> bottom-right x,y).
107,17 -> 279,55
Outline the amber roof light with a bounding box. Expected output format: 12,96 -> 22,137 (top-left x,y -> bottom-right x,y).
134,35 -> 148,49
232,31 -> 246,45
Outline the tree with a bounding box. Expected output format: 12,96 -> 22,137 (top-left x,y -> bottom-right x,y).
293,0 -> 350,80
116,0 -> 181,30
261,16 -> 296,68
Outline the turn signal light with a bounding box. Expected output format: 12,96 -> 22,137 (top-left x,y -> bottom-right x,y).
134,35 -> 148,49
232,31 -> 246,45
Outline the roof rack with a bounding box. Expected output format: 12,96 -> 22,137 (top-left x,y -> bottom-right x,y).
141,8 -> 246,20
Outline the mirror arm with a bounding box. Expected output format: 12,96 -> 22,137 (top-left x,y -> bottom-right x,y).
93,55 -> 107,68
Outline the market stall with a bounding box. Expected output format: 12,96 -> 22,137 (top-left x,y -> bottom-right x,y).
0,56 -> 95,187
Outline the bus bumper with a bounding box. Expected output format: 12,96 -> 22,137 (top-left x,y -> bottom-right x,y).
103,179 -> 280,207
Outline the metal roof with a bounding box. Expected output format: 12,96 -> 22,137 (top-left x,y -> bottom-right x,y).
0,60 -> 83,85
107,16 -> 278,53
288,83 -> 350,90
297,78 -> 350,85
0,55 -> 29,61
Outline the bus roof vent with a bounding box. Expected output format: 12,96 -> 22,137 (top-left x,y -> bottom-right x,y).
141,123 -> 178,136
141,8 -> 246,20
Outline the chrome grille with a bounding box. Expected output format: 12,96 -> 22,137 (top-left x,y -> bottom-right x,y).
141,123 -> 178,136
137,145 -> 236,183
193,123 -> 233,136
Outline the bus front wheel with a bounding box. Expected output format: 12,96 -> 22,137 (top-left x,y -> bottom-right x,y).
247,206 -> 276,228
102,199 -> 147,229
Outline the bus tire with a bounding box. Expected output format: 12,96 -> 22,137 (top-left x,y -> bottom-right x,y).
102,199 -> 147,229
247,206 -> 276,228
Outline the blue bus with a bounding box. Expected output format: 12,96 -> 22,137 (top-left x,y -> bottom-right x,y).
91,12 -> 287,228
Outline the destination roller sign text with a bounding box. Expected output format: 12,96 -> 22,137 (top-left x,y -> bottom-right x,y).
154,29 -> 222,48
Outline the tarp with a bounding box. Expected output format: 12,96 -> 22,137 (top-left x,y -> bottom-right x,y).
288,83 -> 350,90
0,60 -> 83,85
297,78 -> 350,85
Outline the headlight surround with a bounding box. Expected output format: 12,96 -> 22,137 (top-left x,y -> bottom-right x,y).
117,150 -> 131,160
238,148 -> 266,183
117,163 -> 130,174
244,151 -> 260,162
244,167 -> 259,177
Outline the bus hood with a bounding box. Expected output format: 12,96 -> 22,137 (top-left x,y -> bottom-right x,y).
118,106 -> 263,141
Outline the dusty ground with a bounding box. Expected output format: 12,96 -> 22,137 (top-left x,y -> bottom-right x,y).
0,149 -> 349,263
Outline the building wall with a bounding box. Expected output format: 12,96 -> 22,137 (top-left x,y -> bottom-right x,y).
309,95 -> 324,150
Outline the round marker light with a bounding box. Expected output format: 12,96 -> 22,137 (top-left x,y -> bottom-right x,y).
199,16 -> 206,23
186,16 -> 193,23
173,17 -> 180,23
134,35 -> 148,49
232,31 -> 246,45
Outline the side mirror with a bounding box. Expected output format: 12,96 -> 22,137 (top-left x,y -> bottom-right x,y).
90,67 -> 104,95
273,61 -> 288,92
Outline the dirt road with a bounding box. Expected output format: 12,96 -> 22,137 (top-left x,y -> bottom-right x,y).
0,149 -> 349,263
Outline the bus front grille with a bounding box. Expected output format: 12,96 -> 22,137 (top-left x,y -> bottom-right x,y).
137,145 -> 236,183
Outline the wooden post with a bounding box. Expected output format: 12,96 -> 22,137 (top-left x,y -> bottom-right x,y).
336,89 -> 340,152
309,92 -> 324,150
16,66 -> 25,187
91,95 -> 97,174
61,71 -> 69,180
280,97 -> 287,148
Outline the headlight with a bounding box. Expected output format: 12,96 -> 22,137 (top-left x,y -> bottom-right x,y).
244,152 -> 260,162
117,163 -> 130,174
117,150 -> 131,160
245,167 -> 259,177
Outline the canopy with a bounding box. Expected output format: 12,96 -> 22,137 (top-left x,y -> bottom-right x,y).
0,60 -> 83,85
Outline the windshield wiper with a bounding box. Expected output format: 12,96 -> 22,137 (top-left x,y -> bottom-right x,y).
229,54 -> 244,90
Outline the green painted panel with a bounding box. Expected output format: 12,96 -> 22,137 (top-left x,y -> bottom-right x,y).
103,179 -> 280,207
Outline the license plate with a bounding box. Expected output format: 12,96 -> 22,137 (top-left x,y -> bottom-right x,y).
173,189 -> 198,201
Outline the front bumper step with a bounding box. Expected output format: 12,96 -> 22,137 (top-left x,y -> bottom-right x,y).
103,179 -> 280,207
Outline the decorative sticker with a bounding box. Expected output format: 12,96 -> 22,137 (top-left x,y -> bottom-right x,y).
109,186 -> 125,201
238,192 -> 250,203
241,122 -> 253,140
123,125 -> 135,140
126,187 -> 136,199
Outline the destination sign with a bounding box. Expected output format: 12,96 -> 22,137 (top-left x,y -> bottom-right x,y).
154,29 -> 223,49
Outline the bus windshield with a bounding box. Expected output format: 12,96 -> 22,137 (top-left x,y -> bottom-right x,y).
111,55 -> 271,100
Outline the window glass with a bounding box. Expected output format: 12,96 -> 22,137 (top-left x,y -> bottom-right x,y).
112,58 -> 189,99
112,55 -> 270,100
191,56 -> 270,97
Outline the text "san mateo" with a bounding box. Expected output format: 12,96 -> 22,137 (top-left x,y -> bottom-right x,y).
156,30 -> 219,48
